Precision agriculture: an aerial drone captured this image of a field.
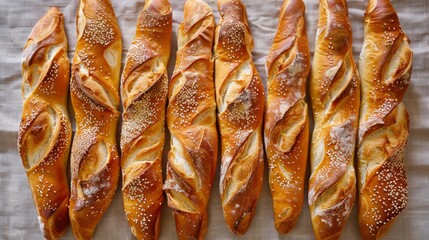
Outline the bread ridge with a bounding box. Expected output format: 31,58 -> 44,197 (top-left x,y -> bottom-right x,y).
19,7 -> 71,240
264,0 -> 310,234
308,0 -> 360,239
357,0 -> 412,239
69,0 -> 122,239
120,0 -> 172,239
215,0 -> 265,235
163,0 -> 217,239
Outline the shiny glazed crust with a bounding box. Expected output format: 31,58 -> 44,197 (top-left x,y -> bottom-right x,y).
120,0 -> 172,239
357,0 -> 412,239
214,0 -> 265,235
69,0 -> 122,239
264,0 -> 310,234
19,7 -> 71,240
163,0 -> 217,239
308,0 -> 360,239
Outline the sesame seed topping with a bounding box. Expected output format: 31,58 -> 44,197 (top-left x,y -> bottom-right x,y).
117,2 -> 172,237
121,78 -> 167,149
83,10 -> 115,47
140,10 -> 171,31
363,145 -> 408,236
19,8 -> 71,228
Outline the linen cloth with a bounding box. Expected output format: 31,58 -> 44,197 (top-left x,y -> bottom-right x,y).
1,0 -> 428,239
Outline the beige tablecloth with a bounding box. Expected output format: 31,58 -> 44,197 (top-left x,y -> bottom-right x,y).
1,0 -> 428,239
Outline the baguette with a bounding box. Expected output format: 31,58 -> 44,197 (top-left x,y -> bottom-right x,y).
214,0 -> 265,235
18,7 -> 71,239
308,0 -> 360,239
120,0 -> 172,239
357,0 -> 412,239
264,0 -> 310,234
69,0 -> 122,239
163,0 -> 217,239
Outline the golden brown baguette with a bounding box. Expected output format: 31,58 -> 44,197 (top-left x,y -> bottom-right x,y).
264,0 -> 310,234
308,0 -> 360,239
69,0 -> 122,239
18,7 -> 71,240
214,0 -> 265,235
357,0 -> 412,239
163,0 -> 217,239
120,0 -> 172,239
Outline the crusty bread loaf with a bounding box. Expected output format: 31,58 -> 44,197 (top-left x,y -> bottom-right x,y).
308,0 -> 360,239
69,0 -> 122,239
357,0 -> 412,239
214,0 -> 265,235
18,7 -> 71,240
163,0 -> 217,239
120,0 -> 172,239
264,0 -> 310,234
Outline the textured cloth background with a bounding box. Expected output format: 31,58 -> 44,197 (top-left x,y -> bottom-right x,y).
1,0 -> 428,239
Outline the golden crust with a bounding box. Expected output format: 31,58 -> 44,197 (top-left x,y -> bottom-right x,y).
215,0 -> 265,235
357,0 -> 412,239
264,0 -> 310,234
19,7 -> 71,240
69,0 -> 122,239
163,0 -> 217,239
308,0 -> 360,239
120,0 -> 172,239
